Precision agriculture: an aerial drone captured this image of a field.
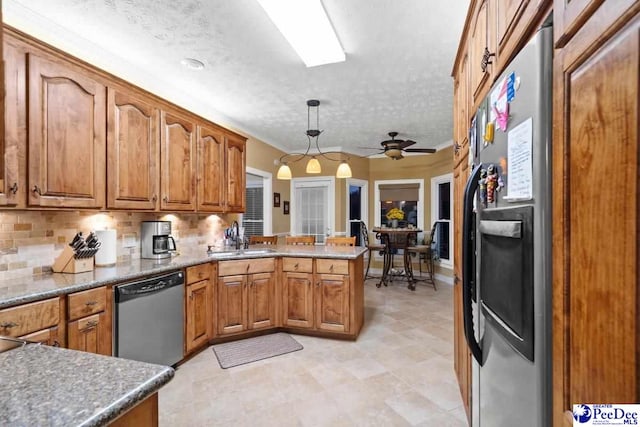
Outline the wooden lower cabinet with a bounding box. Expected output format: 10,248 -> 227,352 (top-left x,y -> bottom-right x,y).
282,258 -> 359,335
315,274 -> 350,333
20,327 -> 60,346
185,263 -> 214,354
217,274 -> 247,335
67,287 -> 111,356
185,279 -> 212,353
282,271 -> 314,329
0,297 -> 60,339
67,312 -> 110,355
217,259 -> 276,336
247,272 -> 276,330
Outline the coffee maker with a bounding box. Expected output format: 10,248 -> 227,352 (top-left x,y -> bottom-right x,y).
141,221 -> 176,260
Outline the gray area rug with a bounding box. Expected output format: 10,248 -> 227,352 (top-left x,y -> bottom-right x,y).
212,333 -> 303,369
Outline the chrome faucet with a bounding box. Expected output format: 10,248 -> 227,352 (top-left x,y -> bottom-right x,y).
231,220 -> 241,250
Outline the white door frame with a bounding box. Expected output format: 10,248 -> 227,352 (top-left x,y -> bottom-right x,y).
345,178 -> 368,235
246,166 -> 272,235
290,176 -> 336,238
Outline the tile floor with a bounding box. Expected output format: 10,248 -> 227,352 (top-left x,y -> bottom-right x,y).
159,277 -> 468,426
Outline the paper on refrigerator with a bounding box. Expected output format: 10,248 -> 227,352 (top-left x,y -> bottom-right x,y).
504,118 -> 533,201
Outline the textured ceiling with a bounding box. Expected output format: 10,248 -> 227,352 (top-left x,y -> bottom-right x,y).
4,0 -> 468,156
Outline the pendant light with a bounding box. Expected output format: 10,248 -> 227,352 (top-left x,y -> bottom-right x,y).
276,99 -> 352,180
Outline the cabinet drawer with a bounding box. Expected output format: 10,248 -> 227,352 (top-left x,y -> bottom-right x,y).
219,258 -> 275,276
68,287 -> 106,321
186,263 -> 211,284
0,298 -> 60,337
316,259 -> 349,275
282,257 -> 313,273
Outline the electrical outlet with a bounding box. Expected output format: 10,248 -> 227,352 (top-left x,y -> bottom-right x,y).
122,233 -> 137,248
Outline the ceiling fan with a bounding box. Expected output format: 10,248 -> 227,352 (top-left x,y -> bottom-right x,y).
361,132 -> 436,160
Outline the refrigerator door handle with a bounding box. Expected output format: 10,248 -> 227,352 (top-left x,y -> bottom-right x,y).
463,163 -> 484,365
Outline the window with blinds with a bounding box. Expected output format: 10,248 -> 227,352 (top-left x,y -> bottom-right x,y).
243,187 -> 264,236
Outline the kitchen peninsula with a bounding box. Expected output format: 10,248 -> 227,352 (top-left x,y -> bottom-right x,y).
0,245 -> 365,425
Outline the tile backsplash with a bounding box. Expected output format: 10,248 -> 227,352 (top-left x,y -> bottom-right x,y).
0,210 -> 233,280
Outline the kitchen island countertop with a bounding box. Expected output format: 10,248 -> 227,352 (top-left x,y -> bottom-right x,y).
0,343 -> 174,426
0,244 -> 367,309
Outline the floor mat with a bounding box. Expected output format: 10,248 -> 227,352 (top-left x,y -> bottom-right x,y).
211,333 -> 303,369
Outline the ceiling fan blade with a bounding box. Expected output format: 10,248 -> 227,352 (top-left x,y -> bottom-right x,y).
357,146 -> 385,150
398,140 -> 416,149
404,148 -> 437,153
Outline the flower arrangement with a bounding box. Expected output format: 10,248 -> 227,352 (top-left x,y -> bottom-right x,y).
386,208 -> 405,221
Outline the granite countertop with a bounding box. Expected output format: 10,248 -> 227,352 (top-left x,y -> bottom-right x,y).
0,244 -> 367,309
0,344 -> 174,427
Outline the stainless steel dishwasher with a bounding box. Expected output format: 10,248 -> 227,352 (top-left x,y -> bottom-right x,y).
113,271 -> 184,366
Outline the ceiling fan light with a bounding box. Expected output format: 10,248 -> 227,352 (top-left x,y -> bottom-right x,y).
385,148 -> 402,159
306,157 -> 322,173
277,164 -> 292,180
336,161 -> 352,178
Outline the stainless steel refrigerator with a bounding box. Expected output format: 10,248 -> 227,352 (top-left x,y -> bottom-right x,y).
462,23 -> 552,426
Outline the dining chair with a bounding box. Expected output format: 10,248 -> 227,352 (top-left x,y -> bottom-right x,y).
407,223 -> 437,290
248,235 -> 278,245
285,235 -> 315,245
325,236 -> 356,246
359,221 -> 385,279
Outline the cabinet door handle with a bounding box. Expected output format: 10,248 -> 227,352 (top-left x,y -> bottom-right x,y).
52,340 -> 60,347
162,196 -> 168,203
453,141 -> 461,155
0,321 -> 18,329
329,265 -> 334,272
189,292 -> 193,300
294,263 -> 298,270
9,182 -> 18,194
32,185 -> 42,196
152,194 -> 157,202
454,275 -> 461,285
246,264 -> 250,272
85,320 -> 99,328
85,301 -> 98,306
480,47 -> 495,73
316,281 -> 320,287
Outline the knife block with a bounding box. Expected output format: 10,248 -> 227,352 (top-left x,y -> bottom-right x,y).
52,246 -> 94,274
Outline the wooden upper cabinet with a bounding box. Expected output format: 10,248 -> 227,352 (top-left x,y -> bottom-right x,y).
469,0 -> 495,105
1,37 -> 24,207
225,134 -> 246,213
453,49 -> 470,167
554,0 -> 604,47
28,53 -> 106,208
107,89 -> 160,210
197,125 -> 226,212
552,9 -> 639,426
160,110 -> 196,211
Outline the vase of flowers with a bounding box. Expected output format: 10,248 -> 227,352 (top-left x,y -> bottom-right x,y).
386,207 -> 404,228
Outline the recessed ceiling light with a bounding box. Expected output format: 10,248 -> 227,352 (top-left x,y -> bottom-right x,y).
180,58 -> 205,70
257,0 -> 345,67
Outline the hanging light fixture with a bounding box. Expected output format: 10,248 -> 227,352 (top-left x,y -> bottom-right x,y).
276,99 -> 352,180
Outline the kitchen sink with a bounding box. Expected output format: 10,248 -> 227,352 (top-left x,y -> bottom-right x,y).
207,248 -> 276,258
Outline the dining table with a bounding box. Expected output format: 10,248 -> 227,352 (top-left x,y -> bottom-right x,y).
372,226 -> 422,291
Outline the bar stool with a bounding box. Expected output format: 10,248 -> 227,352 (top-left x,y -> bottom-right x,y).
359,221 -> 385,279
248,235 -> 278,245
285,235 -> 315,245
325,236 -> 356,246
